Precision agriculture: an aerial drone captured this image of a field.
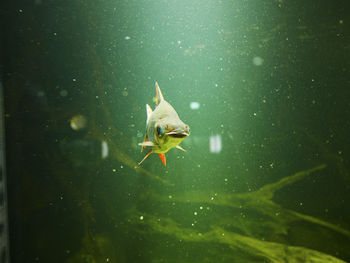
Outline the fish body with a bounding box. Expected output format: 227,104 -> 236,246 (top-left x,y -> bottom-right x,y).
138,82 -> 190,166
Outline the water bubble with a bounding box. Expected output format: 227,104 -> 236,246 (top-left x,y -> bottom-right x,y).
190,101 -> 200,110
253,56 -> 264,66
37,91 -> 45,97
137,131 -> 143,138
101,140 -> 109,159
70,115 -> 87,131
60,89 -> 68,97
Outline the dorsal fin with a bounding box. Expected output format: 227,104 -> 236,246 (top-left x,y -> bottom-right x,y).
146,104 -> 152,124
155,82 -> 164,105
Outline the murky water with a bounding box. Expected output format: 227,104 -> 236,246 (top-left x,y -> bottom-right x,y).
2,0 -> 350,262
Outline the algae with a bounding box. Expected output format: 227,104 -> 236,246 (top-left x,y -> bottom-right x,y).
127,164 -> 349,262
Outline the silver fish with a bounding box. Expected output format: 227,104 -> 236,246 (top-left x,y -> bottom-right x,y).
138,82 -> 190,166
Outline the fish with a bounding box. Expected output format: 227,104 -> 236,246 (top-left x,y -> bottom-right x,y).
138,82 -> 190,166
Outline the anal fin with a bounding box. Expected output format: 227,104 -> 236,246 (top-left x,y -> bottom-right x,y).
158,153 -> 166,166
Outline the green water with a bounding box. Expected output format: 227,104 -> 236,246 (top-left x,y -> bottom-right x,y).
3,0 -> 350,262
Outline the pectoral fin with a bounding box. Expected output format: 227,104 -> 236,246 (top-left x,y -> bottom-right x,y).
176,145 -> 186,152
140,134 -> 151,152
138,140 -> 156,149
158,153 -> 166,166
138,149 -> 153,166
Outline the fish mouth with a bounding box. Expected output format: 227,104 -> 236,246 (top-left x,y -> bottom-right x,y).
166,131 -> 189,139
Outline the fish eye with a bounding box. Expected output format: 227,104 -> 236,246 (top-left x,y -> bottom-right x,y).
156,126 -> 165,138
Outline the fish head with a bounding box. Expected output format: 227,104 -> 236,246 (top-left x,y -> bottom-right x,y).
153,117 -> 190,152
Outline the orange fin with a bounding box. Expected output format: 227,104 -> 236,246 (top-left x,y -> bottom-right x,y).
158,153 -> 166,166
138,150 -> 153,166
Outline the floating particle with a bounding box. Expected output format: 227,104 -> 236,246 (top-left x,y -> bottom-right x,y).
210,134 -> 222,153
37,91 -> 45,97
60,89 -> 68,97
136,131 -> 143,138
253,56 -> 264,66
190,101 -> 200,110
101,140 -> 109,159
70,115 -> 87,131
